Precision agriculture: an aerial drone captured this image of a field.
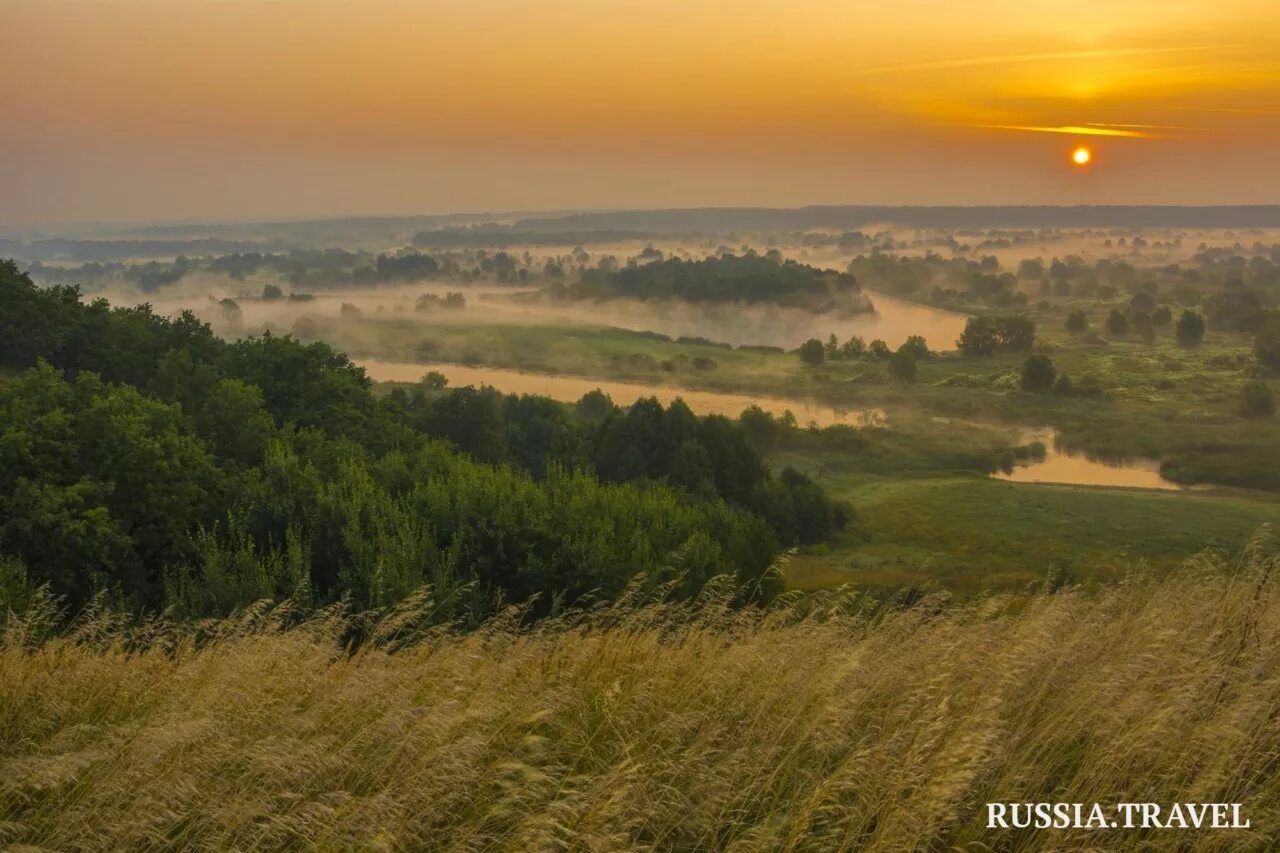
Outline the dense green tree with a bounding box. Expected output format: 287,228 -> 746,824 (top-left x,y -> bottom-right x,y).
839,335 -> 866,359
1106,309 -> 1130,337
798,338 -> 825,366
1176,310 -> 1206,347
957,315 -> 1035,355
1064,310 -> 1089,334
1130,291 -> 1156,312
887,349 -> 917,384
1241,381 -> 1275,418
1255,312 -> 1280,374
577,254 -> 861,310
899,335 -> 930,359
1020,355 -> 1056,392
957,317 -> 998,356
1131,311 -> 1156,344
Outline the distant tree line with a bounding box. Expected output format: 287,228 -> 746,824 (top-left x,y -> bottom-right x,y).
575,254 -> 864,310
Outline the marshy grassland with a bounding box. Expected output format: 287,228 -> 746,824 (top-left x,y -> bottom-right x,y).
2,539 -> 1278,851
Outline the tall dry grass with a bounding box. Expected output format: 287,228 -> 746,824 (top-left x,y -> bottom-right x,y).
2,538 -> 1279,851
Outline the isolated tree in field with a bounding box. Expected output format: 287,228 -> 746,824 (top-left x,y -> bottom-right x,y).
1064,310 -> 1088,334
798,338 -> 825,366
218,298 -> 242,326
1240,381 -> 1275,418
1130,291 -> 1156,313
1020,354 -> 1056,392
1106,309 -> 1129,337
958,317 -> 998,356
1176,310 -> 1205,347
420,371 -> 449,390
887,348 -> 917,384
839,335 -> 866,359
1255,312 -> 1280,373
959,315 -> 1036,355
994,316 -> 1037,352
899,334 -> 930,359
868,339 -> 891,360
1152,305 -> 1173,326
1131,311 -> 1155,345
824,334 -> 840,359
261,284 -> 283,301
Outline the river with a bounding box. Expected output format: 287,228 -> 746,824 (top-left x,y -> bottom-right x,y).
360,359 -> 885,428
994,427 -> 1183,491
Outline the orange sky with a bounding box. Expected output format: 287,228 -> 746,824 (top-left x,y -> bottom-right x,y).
3,0 -> 1278,225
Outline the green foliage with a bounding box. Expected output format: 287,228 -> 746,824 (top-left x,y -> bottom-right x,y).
957,315 -> 1036,356
0,260 -> 836,620
1176,310 -> 1206,347
0,364 -> 227,608
1240,381 -> 1275,419
1106,309 -> 1129,337
887,349 -> 917,384
1255,312 -> 1280,374
0,554 -> 33,615
899,334 -> 930,359
1131,311 -> 1155,345
577,254 -> 862,310
1064,310 -> 1089,334
1020,355 -> 1057,392
798,338 -> 825,366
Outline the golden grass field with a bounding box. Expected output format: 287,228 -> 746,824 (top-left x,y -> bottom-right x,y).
2,537 -> 1279,851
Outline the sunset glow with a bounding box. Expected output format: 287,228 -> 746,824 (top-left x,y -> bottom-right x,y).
2,0 -> 1278,223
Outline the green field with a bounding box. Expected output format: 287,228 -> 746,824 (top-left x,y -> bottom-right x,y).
345,310 -> 1278,490
782,472 -> 1280,595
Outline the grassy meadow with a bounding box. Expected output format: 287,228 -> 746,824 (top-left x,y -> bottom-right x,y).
782,473 -> 1280,594
2,542 -> 1278,850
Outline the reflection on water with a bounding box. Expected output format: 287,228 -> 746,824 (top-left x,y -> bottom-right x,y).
994,427 -> 1181,491
360,359 -> 885,428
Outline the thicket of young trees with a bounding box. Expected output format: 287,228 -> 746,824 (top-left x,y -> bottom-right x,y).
0,261 -> 846,621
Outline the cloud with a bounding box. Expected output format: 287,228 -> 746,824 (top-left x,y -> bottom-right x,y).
977,124 -> 1163,138
856,45 -> 1220,76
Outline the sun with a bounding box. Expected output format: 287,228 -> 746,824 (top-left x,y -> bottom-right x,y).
1071,146 -> 1092,166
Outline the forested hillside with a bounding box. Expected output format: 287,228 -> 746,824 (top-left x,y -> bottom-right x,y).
0,261 -> 844,620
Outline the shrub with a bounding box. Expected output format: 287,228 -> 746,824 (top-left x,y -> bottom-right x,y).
1241,381 -> 1275,418
1106,309 -> 1129,337
887,349 -> 917,384
1020,354 -> 1056,392
1131,311 -> 1155,345
1176,310 -> 1206,347
798,338 -> 825,366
